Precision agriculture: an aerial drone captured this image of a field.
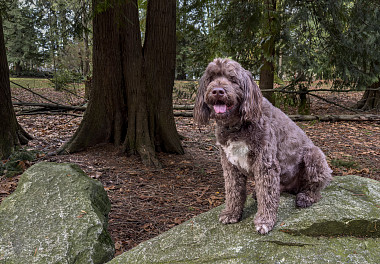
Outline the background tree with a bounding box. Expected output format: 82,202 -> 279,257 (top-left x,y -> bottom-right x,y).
59,0 -> 183,166
0,13 -> 32,160
3,1 -> 43,74
79,0 -> 91,78
177,0 -> 282,103
281,0 -> 380,111
314,0 -> 380,110
176,0 -> 379,111
176,0 -> 231,79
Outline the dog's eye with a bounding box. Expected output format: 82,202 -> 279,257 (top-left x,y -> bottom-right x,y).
230,77 -> 239,84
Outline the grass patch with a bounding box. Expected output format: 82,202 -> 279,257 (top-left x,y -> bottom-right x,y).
10,78 -> 53,90
331,158 -> 359,169
10,77 -> 85,92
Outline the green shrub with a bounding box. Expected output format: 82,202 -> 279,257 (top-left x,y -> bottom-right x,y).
50,69 -> 82,91
331,159 -> 359,169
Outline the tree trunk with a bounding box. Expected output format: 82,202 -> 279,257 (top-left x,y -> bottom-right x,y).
58,0 -> 127,155
259,58 -> 275,103
0,15 -> 31,160
143,0 -> 184,154
59,0 -> 183,166
82,0 -> 90,78
356,81 -> 380,110
15,61 -> 22,76
120,0 -> 159,166
259,0 -> 277,104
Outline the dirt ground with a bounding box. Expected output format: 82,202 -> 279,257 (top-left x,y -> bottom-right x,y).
1,82 -> 379,255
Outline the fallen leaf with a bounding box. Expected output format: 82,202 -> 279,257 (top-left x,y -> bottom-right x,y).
104,185 -> 116,191
115,241 -> 123,250
174,217 -> 182,225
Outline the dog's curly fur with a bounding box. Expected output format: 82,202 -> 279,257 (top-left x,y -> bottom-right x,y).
194,58 -> 332,234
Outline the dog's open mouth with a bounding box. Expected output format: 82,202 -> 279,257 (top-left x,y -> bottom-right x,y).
214,104 -> 227,114
213,102 -> 233,114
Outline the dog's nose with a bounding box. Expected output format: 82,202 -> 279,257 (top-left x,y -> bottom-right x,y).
211,88 -> 225,98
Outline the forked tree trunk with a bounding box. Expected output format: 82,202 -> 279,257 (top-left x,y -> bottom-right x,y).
58,0 -> 183,166
120,1 -> 158,165
0,15 -> 31,159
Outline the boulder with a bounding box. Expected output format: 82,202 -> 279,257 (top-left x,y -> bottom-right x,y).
108,175 -> 380,264
0,162 -> 114,264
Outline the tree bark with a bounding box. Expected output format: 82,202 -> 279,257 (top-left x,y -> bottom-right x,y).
356,81 -> 380,110
143,0 -> 184,154
259,58 -> 275,103
0,15 -> 31,160
259,0 -> 277,104
58,0 -> 127,155
59,0 -> 183,166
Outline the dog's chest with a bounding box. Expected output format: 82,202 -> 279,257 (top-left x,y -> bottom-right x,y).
220,140 -> 250,171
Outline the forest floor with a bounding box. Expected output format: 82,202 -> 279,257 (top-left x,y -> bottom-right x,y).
1,79 -> 379,256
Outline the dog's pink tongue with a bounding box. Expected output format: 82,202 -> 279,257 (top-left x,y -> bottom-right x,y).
214,104 -> 227,114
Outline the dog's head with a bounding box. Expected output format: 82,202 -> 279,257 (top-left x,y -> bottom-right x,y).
194,58 -> 262,126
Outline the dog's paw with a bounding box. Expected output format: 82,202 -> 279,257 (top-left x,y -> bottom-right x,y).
296,193 -> 314,208
255,224 -> 270,234
219,210 -> 242,224
254,215 -> 275,235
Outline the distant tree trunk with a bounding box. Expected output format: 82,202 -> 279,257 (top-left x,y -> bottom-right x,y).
259,55 -> 275,103
83,30 -> 90,77
84,76 -> 91,100
0,15 -> 31,159
356,81 -> 380,110
59,0 -> 183,166
81,0 -> 90,78
259,0 -> 277,104
297,84 -> 310,115
15,61 -> 22,76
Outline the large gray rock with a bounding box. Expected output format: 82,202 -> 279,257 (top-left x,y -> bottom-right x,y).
108,176 -> 380,264
0,162 -> 114,264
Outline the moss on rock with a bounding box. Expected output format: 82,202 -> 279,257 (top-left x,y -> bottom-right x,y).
0,162 -> 114,263
108,176 -> 380,264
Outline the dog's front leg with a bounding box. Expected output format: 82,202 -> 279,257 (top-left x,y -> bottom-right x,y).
253,160 -> 280,234
219,152 -> 247,224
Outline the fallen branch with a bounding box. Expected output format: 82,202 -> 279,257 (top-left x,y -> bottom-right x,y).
174,111 -> 380,121
308,93 -> 360,113
16,112 -> 83,118
174,111 -> 193,117
12,102 -> 86,111
288,114 -> 380,122
173,104 -> 194,110
260,87 -> 380,93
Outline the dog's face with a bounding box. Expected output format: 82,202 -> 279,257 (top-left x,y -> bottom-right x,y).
204,76 -> 242,122
194,58 -> 263,126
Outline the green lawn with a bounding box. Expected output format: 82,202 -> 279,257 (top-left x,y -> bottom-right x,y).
10,78 -> 53,89
10,77 -> 85,91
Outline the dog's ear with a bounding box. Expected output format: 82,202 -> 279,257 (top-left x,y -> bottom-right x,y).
240,70 -> 262,122
194,73 -> 211,126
